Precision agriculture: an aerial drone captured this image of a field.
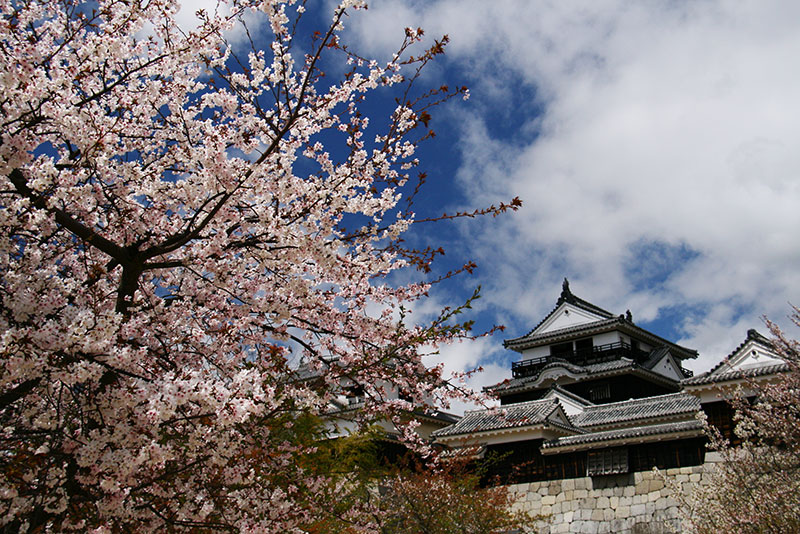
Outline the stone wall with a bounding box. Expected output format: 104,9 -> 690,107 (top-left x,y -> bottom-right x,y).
506,454 -> 720,534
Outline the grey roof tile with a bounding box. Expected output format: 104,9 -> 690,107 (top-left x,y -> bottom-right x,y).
641,346 -> 670,370
486,358 -> 683,395
542,420 -> 704,450
571,393 -> 699,428
505,318 -> 697,360
487,359 -> 636,393
431,398 -> 567,438
688,329 -> 778,384
683,362 -> 789,386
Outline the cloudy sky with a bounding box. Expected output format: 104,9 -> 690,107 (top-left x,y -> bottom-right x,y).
176,0 -> 799,410
323,0 -> 800,405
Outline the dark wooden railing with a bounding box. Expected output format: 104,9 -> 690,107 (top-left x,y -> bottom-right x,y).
511,341 -> 648,378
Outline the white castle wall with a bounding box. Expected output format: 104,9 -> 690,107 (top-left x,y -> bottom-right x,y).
506,454 -> 721,534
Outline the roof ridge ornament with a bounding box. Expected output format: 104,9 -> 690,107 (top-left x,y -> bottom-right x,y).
559,277 -> 573,303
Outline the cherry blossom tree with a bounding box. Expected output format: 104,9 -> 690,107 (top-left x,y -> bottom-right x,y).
376,456 -> 533,534
0,0 -> 518,531
679,307 -> 800,534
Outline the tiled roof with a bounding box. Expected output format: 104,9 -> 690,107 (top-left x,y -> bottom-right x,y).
486,358 -> 680,394
641,346 -> 670,370
414,409 -> 460,425
571,393 -> 700,428
431,398 -> 569,438
543,385 -> 595,407
487,359 -> 634,393
505,318 -> 697,360
683,362 -> 789,386
542,420 -> 704,451
699,329 -> 776,377
505,317 -> 620,348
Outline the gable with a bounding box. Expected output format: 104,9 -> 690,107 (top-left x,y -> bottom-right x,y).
650,352 -> 685,381
547,404 -> 574,427
721,339 -> 782,372
542,388 -> 592,416
534,302 -> 610,336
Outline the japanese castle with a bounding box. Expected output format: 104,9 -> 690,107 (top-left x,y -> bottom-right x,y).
431,279 -> 786,482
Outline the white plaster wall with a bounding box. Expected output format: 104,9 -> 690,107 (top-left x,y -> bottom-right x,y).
520,345 -> 552,360
593,332 -> 620,346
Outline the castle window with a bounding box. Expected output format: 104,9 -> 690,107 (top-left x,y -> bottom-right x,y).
588,382 -> 611,401
550,342 -> 573,358
587,447 -> 628,476
575,338 -> 593,359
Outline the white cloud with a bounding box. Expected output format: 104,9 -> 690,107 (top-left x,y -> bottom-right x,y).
424,336 -> 505,415
345,0 -> 800,381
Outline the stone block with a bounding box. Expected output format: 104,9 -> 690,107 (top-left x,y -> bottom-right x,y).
616,505 -> 630,518
623,486 -> 635,497
648,491 -> 661,502
689,473 -> 701,482
563,511 -> 574,523
565,490 -> 574,501
665,506 -> 680,519
542,495 -> 557,505
553,503 -> 562,515
575,478 -> 587,490
563,479 -> 575,491
610,496 -> 619,509
611,519 -> 628,533
603,508 -> 615,521
630,503 -> 646,516
649,479 -> 664,492
574,489 -> 588,499
597,496 -> 610,508
541,505 -> 552,515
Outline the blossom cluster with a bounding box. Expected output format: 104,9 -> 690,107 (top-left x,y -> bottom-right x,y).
0,0 -> 484,531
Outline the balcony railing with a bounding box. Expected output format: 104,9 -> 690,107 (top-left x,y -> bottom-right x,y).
511,341 -> 649,378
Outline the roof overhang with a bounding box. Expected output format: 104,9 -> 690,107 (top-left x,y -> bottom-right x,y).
540,420 -> 705,455
434,422 -> 576,446
505,319 -> 698,360
487,361 -> 681,396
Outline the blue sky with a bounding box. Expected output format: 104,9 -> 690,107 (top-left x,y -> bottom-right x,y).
180,1 -> 800,411
335,0 -> 800,404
